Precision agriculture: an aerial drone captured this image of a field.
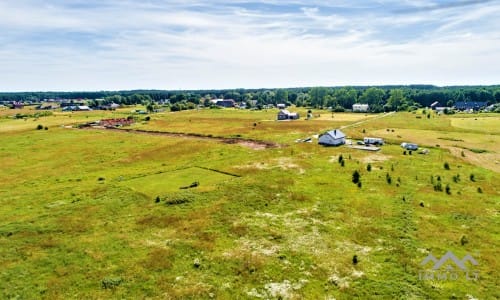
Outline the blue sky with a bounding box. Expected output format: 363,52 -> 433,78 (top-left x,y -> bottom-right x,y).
1,0 -> 499,91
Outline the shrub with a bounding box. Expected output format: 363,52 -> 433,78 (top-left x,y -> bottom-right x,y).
36,124 -> 43,130
460,235 -> 468,246
338,154 -> 343,163
357,181 -> 362,188
434,182 -> 442,192
477,187 -> 482,193
444,162 -> 450,170
44,126 -> 48,130
352,255 -> 358,265
155,196 -> 160,203
340,160 -> 345,167
452,174 -> 460,183
352,170 -> 360,184
102,277 -> 123,289
144,116 -> 151,121
366,164 -> 372,172
386,173 -> 392,184
470,174 -> 475,182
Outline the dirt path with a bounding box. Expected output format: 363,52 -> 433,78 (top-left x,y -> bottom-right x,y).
340,111 -> 396,130
85,127 -> 280,150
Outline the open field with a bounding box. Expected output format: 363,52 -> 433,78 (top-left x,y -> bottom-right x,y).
0,107 -> 498,299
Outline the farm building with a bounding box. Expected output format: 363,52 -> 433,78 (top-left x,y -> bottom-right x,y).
277,109 -> 299,120
277,103 -> 286,109
352,103 -> 369,112
215,99 -> 236,108
454,101 -> 488,111
401,142 -> 418,150
318,129 -> 346,146
364,137 -> 384,145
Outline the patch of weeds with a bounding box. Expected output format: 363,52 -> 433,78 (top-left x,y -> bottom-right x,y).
102,277 -> 123,289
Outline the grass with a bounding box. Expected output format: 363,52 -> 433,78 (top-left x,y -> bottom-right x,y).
0,107 -> 498,299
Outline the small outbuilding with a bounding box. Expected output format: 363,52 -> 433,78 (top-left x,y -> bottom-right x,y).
364,137 -> 384,145
318,129 -> 346,146
277,109 -> 299,120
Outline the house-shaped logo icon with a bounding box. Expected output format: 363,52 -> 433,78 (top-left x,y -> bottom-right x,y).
421,251 -> 478,271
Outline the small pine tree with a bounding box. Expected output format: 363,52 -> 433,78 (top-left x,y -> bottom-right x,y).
445,184 -> 451,195
155,196 -> 160,203
357,181 -> 362,188
477,187 -> 482,193
386,173 -> 392,184
367,164 -> 372,172
470,174 -> 475,182
352,255 -> 358,265
341,160 -> 345,167
338,154 -> 343,163
352,170 -> 360,184
444,162 -> 450,170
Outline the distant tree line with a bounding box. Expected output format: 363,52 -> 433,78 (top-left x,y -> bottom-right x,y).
1,85 -> 499,112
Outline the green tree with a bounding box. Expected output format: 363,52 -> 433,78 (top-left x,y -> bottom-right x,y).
386,89 -> 407,111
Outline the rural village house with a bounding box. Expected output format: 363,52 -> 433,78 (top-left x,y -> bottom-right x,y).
277,109 -> 299,120
318,129 -> 346,146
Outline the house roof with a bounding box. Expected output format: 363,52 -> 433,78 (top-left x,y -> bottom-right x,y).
324,129 -> 346,139
279,109 -> 291,115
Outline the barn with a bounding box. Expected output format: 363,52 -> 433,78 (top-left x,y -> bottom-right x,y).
318,129 -> 346,146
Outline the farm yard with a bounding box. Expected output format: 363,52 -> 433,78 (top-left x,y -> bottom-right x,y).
0,107 -> 498,299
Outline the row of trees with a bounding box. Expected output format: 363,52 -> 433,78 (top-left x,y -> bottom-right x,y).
1,85 -> 499,112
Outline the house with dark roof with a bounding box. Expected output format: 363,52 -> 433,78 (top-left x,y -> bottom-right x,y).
318,129 -> 346,146
216,99 -> 236,108
454,101 -> 488,111
277,109 -> 299,120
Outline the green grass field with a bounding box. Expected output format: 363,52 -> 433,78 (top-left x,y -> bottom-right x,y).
0,107 -> 498,299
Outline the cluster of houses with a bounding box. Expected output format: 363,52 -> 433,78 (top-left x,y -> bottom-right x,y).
430,101 -> 490,113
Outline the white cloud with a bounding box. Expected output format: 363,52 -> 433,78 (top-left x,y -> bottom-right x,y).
0,0 -> 499,91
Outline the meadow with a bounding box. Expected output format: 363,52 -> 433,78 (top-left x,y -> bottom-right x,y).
0,107 -> 498,299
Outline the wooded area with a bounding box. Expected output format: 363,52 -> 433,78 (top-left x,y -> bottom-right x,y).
1,85 -> 499,112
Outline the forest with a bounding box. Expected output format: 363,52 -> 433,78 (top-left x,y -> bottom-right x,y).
1,85 -> 499,112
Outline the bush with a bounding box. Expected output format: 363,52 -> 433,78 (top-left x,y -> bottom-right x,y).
338,154 -> 343,163
102,277 -> 123,289
144,116 -> 151,121
470,174 -> 475,182
366,164 -> 372,172
386,173 -> 392,184
352,255 -> 358,265
36,124 -> 43,130
444,162 -> 450,170
445,184 -> 451,195
477,187 -> 482,193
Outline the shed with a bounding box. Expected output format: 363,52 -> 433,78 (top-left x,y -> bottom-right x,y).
364,137 -> 384,145
318,129 -> 346,146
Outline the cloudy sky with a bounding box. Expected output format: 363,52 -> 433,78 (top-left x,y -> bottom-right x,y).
1,0 -> 499,91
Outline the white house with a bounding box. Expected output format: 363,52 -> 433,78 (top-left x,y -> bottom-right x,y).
353,103 -> 369,112
318,129 -> 346,146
